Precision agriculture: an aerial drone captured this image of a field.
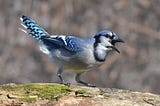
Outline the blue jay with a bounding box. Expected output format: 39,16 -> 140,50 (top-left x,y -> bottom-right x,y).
19,15 -> 124,87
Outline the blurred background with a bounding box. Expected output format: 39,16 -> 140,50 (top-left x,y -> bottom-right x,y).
0,0 -> 160,94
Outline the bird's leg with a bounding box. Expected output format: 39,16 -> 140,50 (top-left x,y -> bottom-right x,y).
57,67 -> 70,86
75,73 -> 96,87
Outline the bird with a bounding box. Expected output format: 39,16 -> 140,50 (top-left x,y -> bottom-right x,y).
19,15 -> 124,87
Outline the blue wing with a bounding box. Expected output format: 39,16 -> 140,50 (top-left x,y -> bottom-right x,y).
41,36 -> 83,52
20,16 -> 84,53
20,15 -> 50,40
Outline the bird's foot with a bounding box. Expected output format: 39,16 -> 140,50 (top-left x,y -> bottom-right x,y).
77,80 -> 96,87
86,83 -> 96,87
60,80 -> 71,87
75,73 -> 96,87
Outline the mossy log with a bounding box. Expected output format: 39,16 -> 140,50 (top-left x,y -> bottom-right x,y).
0,83 -> 160,106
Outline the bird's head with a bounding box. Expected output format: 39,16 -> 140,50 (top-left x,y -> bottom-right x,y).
94,30 -> 124,53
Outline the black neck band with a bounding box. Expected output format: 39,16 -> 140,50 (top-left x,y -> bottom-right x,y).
93,36 -> 105,62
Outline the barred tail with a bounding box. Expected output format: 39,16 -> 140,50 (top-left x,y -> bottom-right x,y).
20,15 -> 50,40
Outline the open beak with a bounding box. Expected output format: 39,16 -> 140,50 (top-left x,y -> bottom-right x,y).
106,33 -> 124,53
114,37 -> 124,43
109,37 -> 124,54
112,36 -> 124,45
106,46 -> 120,53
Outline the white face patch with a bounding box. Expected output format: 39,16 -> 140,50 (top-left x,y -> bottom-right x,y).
94,43 -> 112,62
107,32 -> 113,37
97,43 -> 108,51
99,36 -> 112,46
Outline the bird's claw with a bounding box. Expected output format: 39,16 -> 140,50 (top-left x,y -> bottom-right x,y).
86,83 -> 96,87
60,81 -> 71,87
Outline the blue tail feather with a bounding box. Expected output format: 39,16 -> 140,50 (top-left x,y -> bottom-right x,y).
20,15 -> 50,40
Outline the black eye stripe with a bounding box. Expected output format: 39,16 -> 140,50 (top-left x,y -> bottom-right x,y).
104,34 -> 114,39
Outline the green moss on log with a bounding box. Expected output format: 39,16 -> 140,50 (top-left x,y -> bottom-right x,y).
0,84 -> 70,102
